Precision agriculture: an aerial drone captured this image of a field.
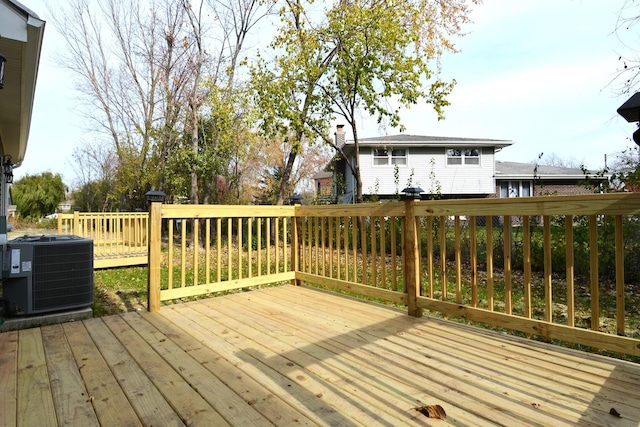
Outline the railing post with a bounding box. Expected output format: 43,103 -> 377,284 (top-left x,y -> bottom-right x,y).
147,201 -> 162,312
403,194 -> 422,317
73,208 -> 80,236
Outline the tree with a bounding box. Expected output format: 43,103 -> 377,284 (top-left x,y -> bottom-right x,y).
604,145 -> 640,191
69,139 -> 118,211
53,0 -> 201,209
255,134 -> 334,204
250,1 -> 339,205
614,1 -> 640,95
12,173 -> 67,219
319,0 -> 470,202
532,152 -> 584,169
252,0 -> 474,204
54,0 -> 273,208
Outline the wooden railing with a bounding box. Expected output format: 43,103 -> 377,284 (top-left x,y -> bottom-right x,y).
58,211 -> 148,268
147,204 -> 296,312
295,203 -> 408,307
409,194 -> 640,357
147,193 -> 640,357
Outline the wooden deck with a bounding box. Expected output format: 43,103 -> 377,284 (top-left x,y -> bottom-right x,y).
2,285 -> 640,426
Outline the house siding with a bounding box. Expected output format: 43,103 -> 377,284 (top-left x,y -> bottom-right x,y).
353,146 -> 496,197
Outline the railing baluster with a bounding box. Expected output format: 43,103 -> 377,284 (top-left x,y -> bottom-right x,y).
565,215 -> 573,326
217,218 -> 222,282
351,217 -> 357,283
615,215 -> 625,336
181,219 -> 187,288
283,217 -> 288,272
543,215 -> 552,323
589,215 -> 599,331
257,218 -> 262,276
321,217 -> 326,276
336,217 -> 342,280
486,216 -> 494,311
523,216 -> 531,318
344,216 -> 350,282
380,216 -> 386,289
328,217 -> 334,278
391,216 -> 397,292
504,215 -> 512,314
193,218 -> 199,286
168,219 -> 174,290
455,216 -> 462,304
267,218 -> 271,275
237,218 -> 242,280
470,216 -> 477,307
275,217 -> 280,274
227,218 -> 232,281
423,216 -> 432,298
206,219 -> 211,283
248,218 -> 253,278
371,216 -> 377,287
439,216 -> 447,300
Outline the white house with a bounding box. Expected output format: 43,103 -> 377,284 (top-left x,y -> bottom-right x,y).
333,126 -> 513,201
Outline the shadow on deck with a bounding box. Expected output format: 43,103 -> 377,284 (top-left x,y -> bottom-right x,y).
1,285 -> 639,426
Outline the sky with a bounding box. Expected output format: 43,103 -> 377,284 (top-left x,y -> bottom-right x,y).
13,0 -> 639,184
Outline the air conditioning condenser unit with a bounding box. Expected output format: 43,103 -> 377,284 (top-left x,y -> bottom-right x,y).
1,235 -> 94,315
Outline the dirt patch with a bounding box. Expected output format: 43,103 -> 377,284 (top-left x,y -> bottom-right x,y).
93,286 -> 147,316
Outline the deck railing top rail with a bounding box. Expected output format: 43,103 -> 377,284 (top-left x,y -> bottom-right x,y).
413,192 -> 640,216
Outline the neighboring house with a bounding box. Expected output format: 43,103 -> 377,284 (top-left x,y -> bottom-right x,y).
58,200 -> 73,212
311,170 -> 334,202
0,0 -> 45,219
314,126 -> 606,203
330,126 -> 513,202
494,161 -> 605,198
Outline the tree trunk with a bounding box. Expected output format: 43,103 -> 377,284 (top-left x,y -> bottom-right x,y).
190,103 -> 199,205
276,148 -> 298,205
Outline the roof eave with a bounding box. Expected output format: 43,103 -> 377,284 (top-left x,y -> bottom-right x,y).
0,0 -> 45,167
343,140 -> 514,149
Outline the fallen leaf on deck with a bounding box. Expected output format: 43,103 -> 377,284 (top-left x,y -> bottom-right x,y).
415,404 -> 446,419
609,408 -> 621,417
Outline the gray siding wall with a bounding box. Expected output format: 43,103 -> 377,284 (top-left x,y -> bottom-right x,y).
353,146 -> 496,197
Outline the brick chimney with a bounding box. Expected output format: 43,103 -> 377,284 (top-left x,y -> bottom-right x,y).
334,124 -> 345,148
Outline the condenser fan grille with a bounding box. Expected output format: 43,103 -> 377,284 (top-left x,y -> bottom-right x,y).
32,242 -> 94,311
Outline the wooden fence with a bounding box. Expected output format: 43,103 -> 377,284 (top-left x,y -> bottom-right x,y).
147,193 -> 640,357
58,211 -> 148,268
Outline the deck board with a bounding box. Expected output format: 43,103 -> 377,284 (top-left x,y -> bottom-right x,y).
266,286 -> 640,425
40,325 -> 98,426
17,328 -> 56,427
61,321 -> 141,427
1,284 -> 640,426
0,330 -> 18,427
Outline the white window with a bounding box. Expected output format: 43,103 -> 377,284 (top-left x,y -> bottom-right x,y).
373,148 -> 389,165
500,181 -> 532,198
391,149 -> 407,165
373,148 -> 407,166
447,148 -> 480,165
